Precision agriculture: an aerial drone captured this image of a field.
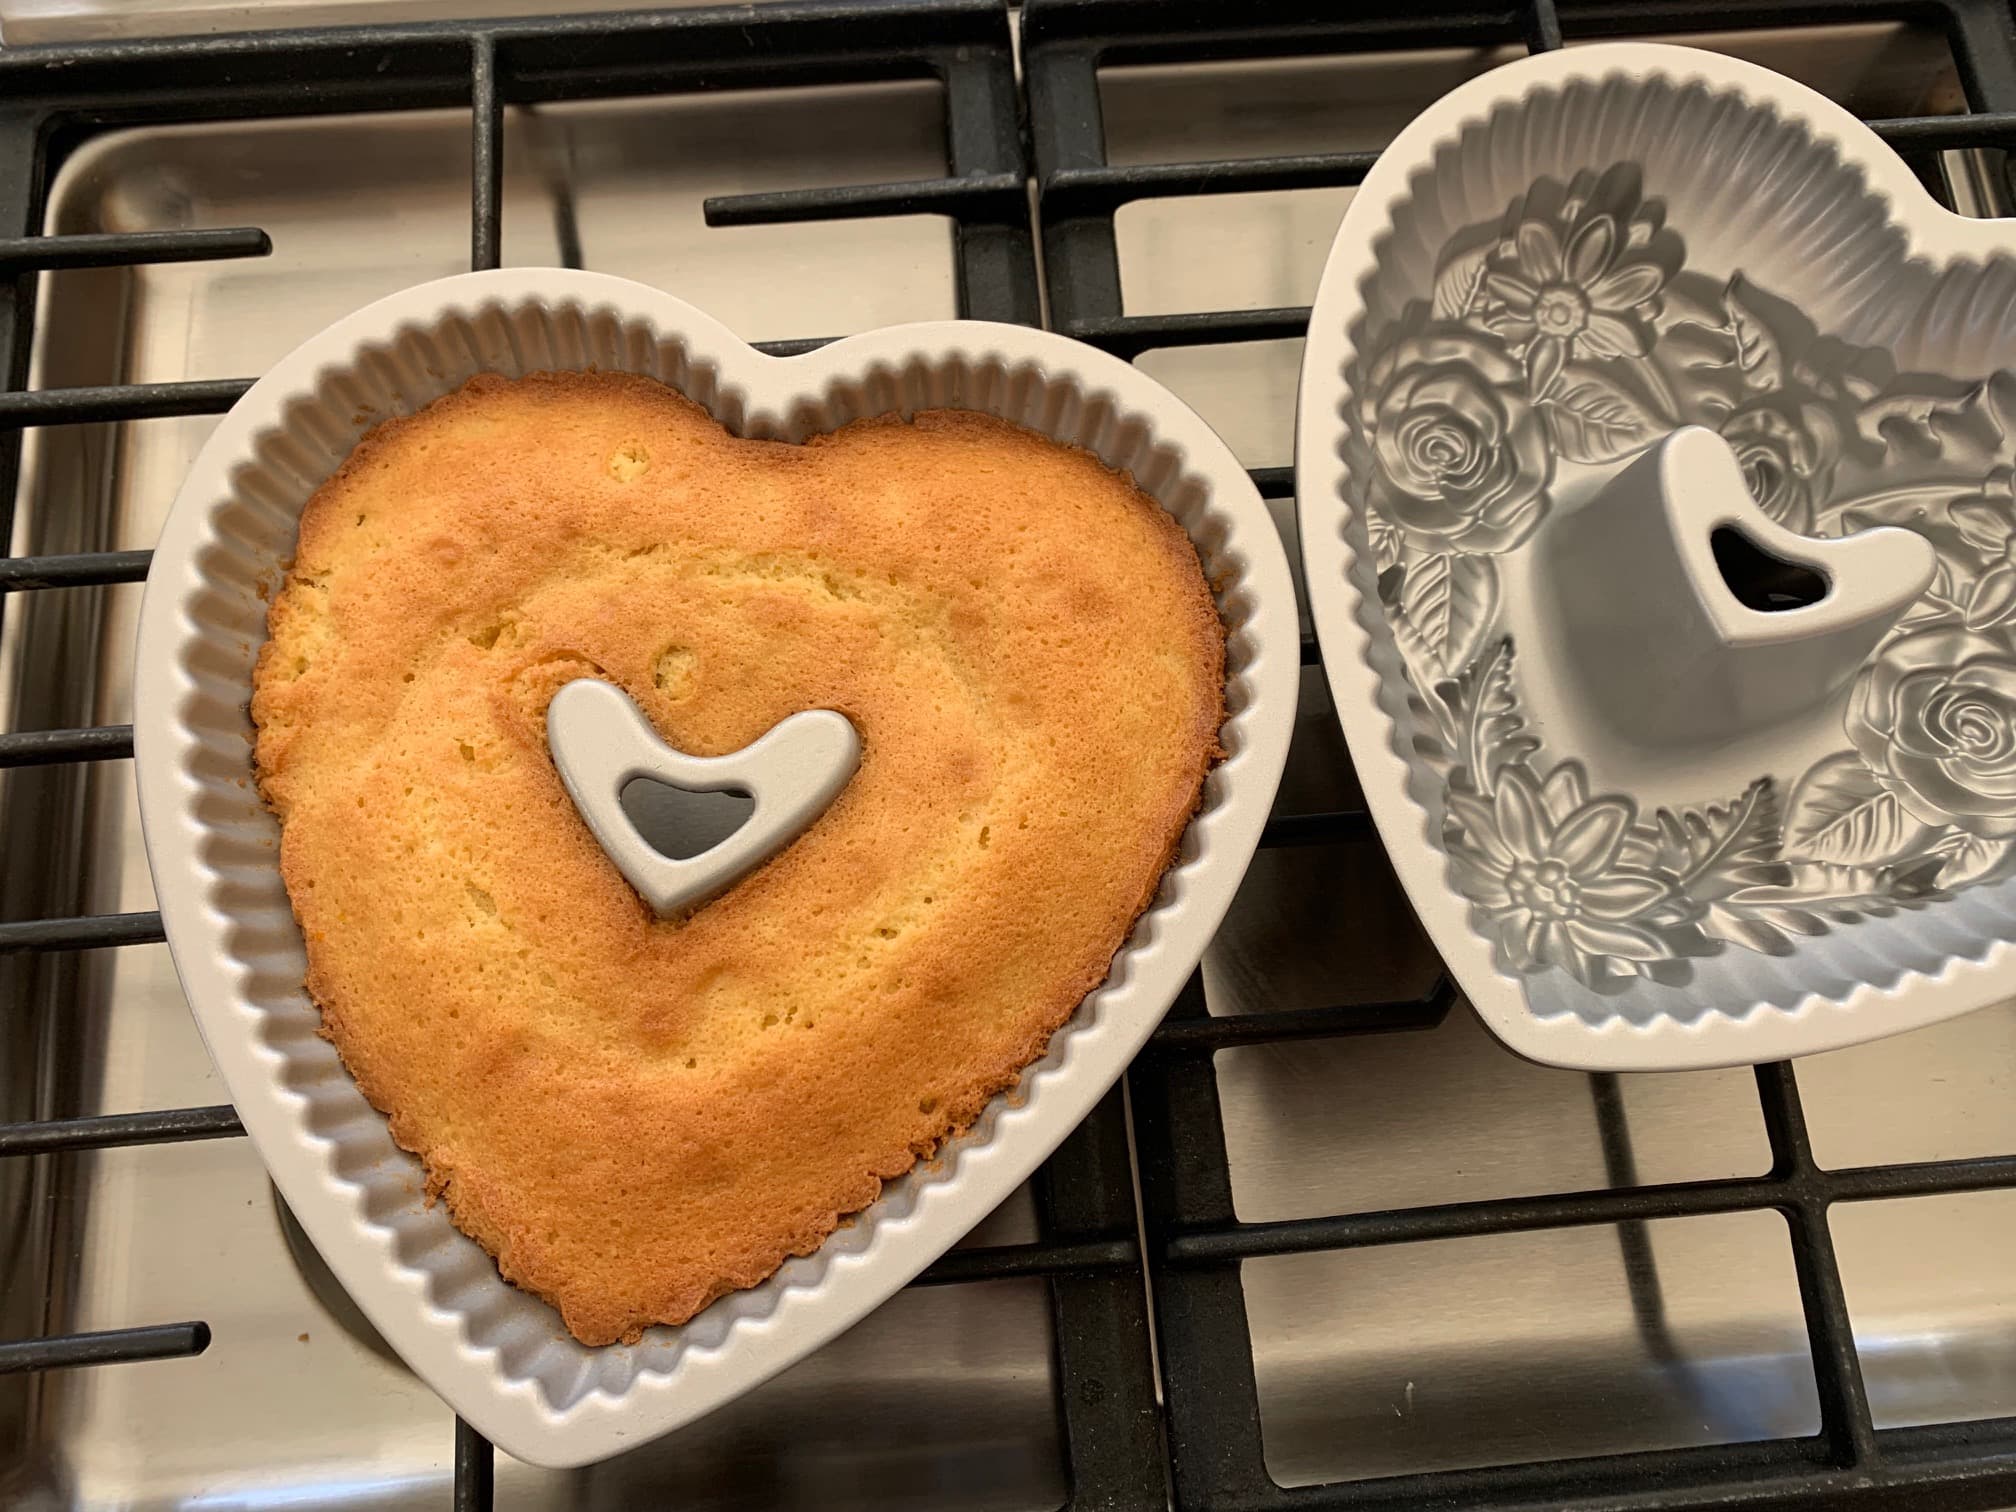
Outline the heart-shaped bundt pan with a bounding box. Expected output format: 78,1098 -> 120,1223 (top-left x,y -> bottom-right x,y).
1298,43 -> 2016,1070
132,270 -> 1297,1465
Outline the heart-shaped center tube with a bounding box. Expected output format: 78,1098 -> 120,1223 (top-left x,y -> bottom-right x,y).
546,678 -> 860,916
1543,426 -> 1936,744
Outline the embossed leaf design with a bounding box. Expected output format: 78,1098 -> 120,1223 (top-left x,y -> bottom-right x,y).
1397,551 -> 1499,675
1654,779 -> 1784,899
1724,274 -> 1785,392
1936,832 -> 2015,888
1697,903 -> 1794,956
1538,364 -> 1663,463
1855,385 -> 1981,456
1725,862 -> 1923,937
1781,752 -> 1936,868
1835,490 -> 1970,535
1390,600 -> 1452,696
1440,639 -> 1538,799
1655,321 -> 1747,426
1367,515 -> 1404,574
1657,274 -> 1733,335
1432,242 -> 1492,321
1852,371 -> 2016,469
1406,687 -> 1460,764
1648,780 -> 1793,953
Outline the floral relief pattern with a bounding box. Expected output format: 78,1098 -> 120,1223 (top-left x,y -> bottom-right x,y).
1359,325 -> 1553,555
1948,470 -> 2016,629
1479,164 -> 1679,398
1717,390 -> 1848,535
1359,163 -> 2016,988
1445,759 -> 1677,985
1848,627 -> 2016,841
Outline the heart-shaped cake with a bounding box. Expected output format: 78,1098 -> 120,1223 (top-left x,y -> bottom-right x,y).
249,368 -> 1225,1347
133,270 -> 1297,1464
1298,43 -> 2016,1069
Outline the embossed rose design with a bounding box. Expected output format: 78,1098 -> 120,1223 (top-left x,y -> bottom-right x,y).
1847,626 -> 2016,839
1444,762 -> 1675,984
1718,391 -> 1846,535
1360,324 -> 1553,554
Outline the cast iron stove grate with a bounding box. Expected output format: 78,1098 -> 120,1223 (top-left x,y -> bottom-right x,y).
2,1 -> 2015,1509
1022,2 -> 2016,1508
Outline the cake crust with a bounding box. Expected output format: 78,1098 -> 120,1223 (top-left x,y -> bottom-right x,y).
251,371 -> 1225,1345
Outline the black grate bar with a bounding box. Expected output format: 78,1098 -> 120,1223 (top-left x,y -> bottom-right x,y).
1037,1087 -> 1171,1510
0,227 -> 270,271
454,1419 -> 495,1512
1259,1432 -> 2016,1512
1023,41 -> 1119,335
1020,0 -> 2002,63
1126,972 -> 1275,1510
0,0 -> 1005,113
753,335 -> 839,358
1045,152 -> 1379,214
1031,117 -> 2016,213
0,910 -> 166,953
1755,1062 -> 1880,1468
1525,0 -> 1564,51
1030,118 -> 2015,217
1162,1148 -> 2016,1265
0,378 -> 250,429
705,171 -> 1026,228
1259,809 -> 1373,848
0,723 -> 132,768
1148,977 -> 1456,1052
940,46 -> 1042,328
1248,466 -> 1293,498
1065,305 -> 1308,359
0,1322 -> 212,1376
1170,1176 -> 1790,1263
1023,111 -> 2016,225
1868,111 -> 2016,148
0,1104 -> 244,1156
912,1235 -> 1139,1286
1022,1 -> 1520,67
0,548 -> 152,591
471,35 -> 504,272
1947,0 -> 2016,111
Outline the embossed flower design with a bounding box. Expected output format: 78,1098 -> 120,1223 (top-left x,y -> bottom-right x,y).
1359,324 -> 1553,554
1847,625 -> 2016,839
1482,170 -> 1674,398
1444,763 -> 1675,984
1718,391 -> 1847,535
1947,468 -> 2016,629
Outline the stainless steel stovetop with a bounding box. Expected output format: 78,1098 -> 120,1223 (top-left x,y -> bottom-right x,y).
3,10 -> 2014,1509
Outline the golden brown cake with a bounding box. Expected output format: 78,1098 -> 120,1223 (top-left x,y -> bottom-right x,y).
250,370 -> 1225,1346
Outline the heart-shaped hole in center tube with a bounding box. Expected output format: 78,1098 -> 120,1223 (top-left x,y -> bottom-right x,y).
619,780 -> 756,862
1711,525 -> 1830,613
549,679 -> 861,917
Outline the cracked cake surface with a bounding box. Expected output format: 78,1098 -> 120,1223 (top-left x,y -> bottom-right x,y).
251,369 -> 1224,1345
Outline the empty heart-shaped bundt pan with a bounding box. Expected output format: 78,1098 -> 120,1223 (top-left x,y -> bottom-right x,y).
1298,42 -> 2016,1069
132,268 -> 1299,1465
